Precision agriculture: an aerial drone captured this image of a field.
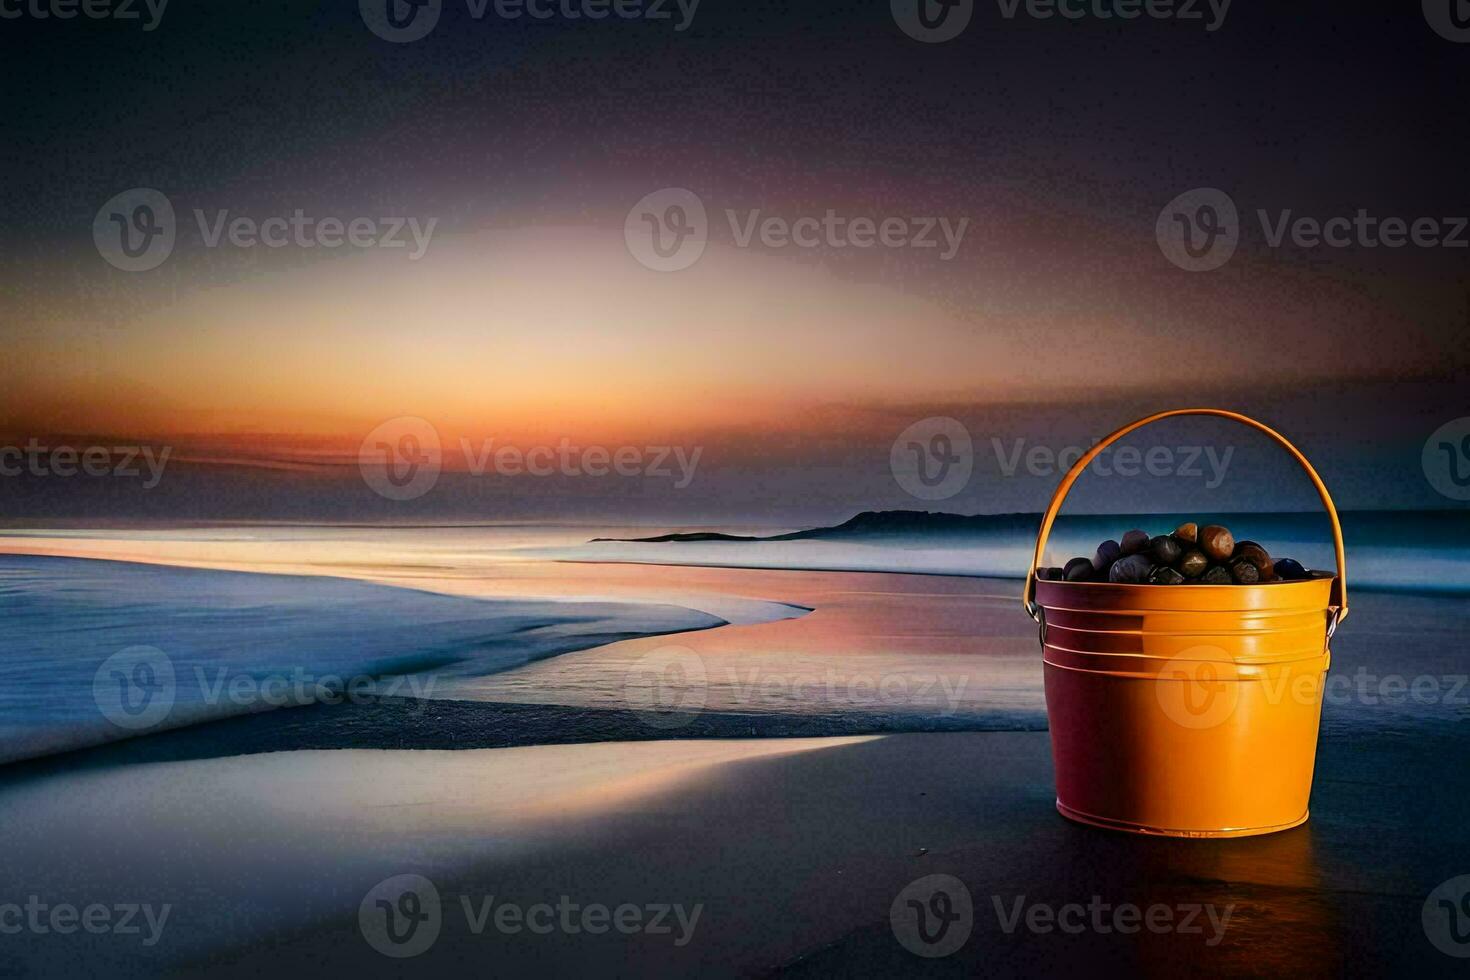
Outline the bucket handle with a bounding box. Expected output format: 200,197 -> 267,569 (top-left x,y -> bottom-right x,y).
1023,408 -> 1347,630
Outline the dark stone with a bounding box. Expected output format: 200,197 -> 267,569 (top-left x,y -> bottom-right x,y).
1094,540 -> 1122,572
1174,522 -> 1198,545
1198,565 -> 1233,585
1109,553 -> 1154,584
1198,525 -> 1235,562
1149,534 -> 1183,567
1177,549 -> 1209,578
1038,566 -> 1065,581
1064,557 -> 1095,582
1274,558 -> 1308,581
1149,566 -> 1186,585
1120,530 -> 1150,556
1230,559 -> 1261,584
1234,541 -> 1274,580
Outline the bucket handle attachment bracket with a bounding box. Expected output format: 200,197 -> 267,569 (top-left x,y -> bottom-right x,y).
1022,408 -> 1348,627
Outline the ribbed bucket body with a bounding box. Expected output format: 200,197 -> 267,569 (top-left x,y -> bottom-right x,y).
1036,576 -> 1335,838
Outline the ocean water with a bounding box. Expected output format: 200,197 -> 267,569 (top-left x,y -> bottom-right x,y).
548,510 -> 1470,595
0,553 -> 749,764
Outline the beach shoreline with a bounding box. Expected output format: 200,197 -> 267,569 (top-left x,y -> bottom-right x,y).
1,533 -> 1466,976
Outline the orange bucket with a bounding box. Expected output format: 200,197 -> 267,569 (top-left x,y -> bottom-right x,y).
1022,409 -> 1348,838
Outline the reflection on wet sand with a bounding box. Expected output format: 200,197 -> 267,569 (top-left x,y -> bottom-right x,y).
444,568 -> 1043,723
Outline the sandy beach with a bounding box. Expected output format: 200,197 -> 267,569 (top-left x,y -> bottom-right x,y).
2,725 -> 1465,977
1,528 -> 1467,977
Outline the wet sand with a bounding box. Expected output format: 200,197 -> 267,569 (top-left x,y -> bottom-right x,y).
1,727 -> 1465,978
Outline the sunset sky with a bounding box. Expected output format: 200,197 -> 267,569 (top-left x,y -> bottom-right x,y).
3,2 -> 1466,522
